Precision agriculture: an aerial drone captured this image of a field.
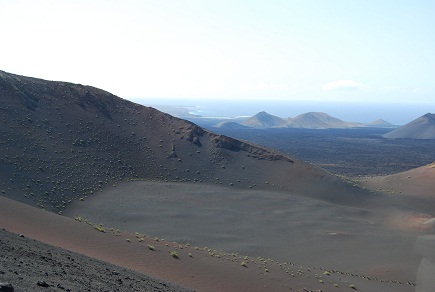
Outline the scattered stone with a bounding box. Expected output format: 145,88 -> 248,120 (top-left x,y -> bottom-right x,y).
57,283 -> 65,289
36,281 -> 50,287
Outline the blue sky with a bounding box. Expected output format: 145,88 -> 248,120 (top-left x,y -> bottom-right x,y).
1,0 -> 435,106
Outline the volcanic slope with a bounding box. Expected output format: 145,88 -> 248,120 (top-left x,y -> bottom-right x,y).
365,119 -> 395,128
361,163 -> 435,205
288,112 -> 359,129
240,111 -> 288,128
236,111 -> 372,129
0,70 -> 373,212
212,121 -> 251,129
383,113 -> 435,139
359,162 -> 435,214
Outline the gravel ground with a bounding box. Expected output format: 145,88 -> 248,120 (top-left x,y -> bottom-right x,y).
0,229 -> 192,292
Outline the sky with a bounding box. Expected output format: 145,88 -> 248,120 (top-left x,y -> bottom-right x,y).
1,0 -> 435,122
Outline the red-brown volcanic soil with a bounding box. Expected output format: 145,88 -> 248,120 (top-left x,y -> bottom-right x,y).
59,179 -> 435,292
360,163 -> 435,198
0,228 -> 191,292
63,181 -> 420,277
0,195 -> 327,292
0,190 -> 422,292
359,163 -> 435,216
1,70 -> 432,291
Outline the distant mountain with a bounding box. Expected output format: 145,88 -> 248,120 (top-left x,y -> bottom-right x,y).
287,112 -> 359,129
212,121 -> 251,129
364,119 -> 395,128
383,113 -> 435,139
237,111 -> 394,129
240,111 -> 287,128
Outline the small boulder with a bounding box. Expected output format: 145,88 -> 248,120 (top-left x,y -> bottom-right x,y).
0,283 -> 14,292
36,281 -> 50,287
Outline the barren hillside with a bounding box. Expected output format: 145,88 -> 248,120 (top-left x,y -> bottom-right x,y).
0,70 -> 372,212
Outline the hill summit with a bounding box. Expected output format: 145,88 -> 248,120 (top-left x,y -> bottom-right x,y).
365,119 -> 394,128
236,111 -> 367,129
287,112 -> 359,129
383,113 -> 435,139
240,111 -> 288,128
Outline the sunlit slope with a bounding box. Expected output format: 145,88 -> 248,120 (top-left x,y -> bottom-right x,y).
383,113 -> 435,139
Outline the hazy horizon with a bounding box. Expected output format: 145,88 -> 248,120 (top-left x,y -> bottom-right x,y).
142,98 -> 433,125
2,1 -> 434,124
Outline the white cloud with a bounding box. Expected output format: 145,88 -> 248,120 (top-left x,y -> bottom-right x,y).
323,80 -> 365,91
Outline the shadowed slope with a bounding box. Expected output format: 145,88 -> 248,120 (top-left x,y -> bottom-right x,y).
0,70 -> 375,212
0,228 -> 190,292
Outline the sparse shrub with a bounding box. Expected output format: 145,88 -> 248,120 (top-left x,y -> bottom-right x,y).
94,224 -> 106,233
170,251 -> 179,259
147,245 -> 155,251
241,261 -> 247,267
